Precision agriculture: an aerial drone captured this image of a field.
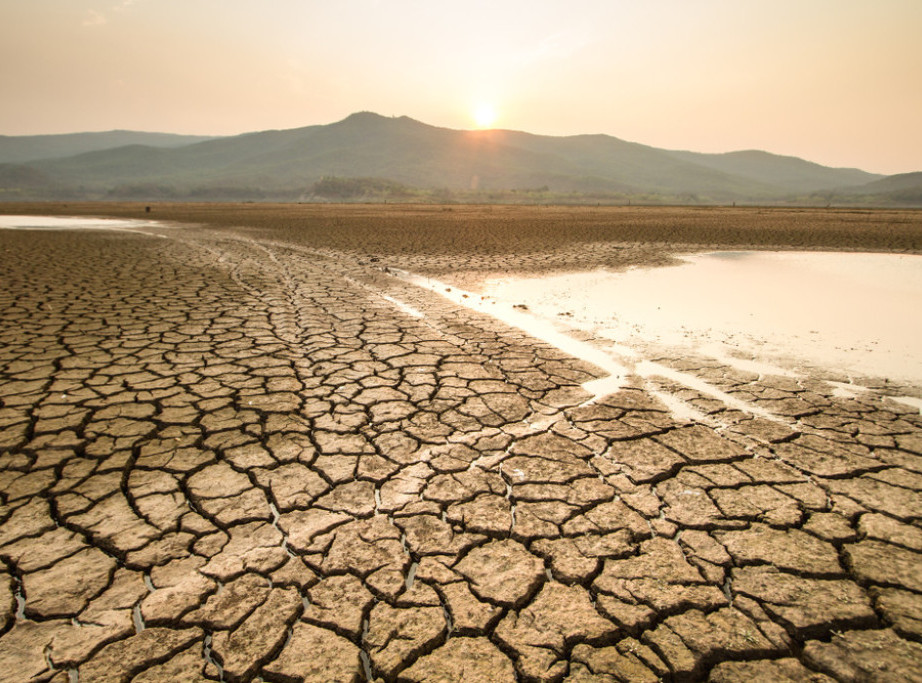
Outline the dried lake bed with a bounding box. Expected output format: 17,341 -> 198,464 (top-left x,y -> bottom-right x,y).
1,206 -> 922,682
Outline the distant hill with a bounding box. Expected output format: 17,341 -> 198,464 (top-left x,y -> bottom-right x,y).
851,171 -> 922,194
838,172 -> 922,204
0,130 -> 218,164
666,149 -> 879,193
0,112 -> 913,204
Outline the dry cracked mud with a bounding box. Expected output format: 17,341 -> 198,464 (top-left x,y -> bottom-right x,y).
1,212 -> 922,682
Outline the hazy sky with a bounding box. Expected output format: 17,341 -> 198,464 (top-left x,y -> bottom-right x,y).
2,0 -> 920,174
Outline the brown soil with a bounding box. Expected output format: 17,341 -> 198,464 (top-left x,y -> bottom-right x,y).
4,202 -> 922,276
1,203 -> 921,681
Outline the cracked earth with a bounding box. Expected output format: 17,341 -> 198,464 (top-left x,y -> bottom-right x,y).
1,217 -> 922,682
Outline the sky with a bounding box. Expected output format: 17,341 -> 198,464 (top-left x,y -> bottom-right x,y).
1,0 -> 920,175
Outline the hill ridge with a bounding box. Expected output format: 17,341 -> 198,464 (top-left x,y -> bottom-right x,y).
1,112 -> 915,204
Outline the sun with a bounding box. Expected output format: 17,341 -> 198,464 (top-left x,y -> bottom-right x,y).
472,102 -> 498,129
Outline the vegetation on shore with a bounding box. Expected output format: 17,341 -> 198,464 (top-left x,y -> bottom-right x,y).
4,175 -> 917,209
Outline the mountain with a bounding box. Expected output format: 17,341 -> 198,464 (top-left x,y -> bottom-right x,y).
0,130 -> 218,165
838,172 -> 922,204
0,112 -> 909,204
665,149 -> 879,193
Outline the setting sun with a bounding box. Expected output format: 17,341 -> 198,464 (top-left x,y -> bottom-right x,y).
472,102 -> 497,129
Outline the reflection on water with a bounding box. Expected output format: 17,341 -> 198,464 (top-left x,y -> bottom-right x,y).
483,251 -> 922,385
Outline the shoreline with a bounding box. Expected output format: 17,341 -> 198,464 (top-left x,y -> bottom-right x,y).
5,201 -> 922,292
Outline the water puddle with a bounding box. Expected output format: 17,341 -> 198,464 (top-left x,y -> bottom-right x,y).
481,251 -> 922,386
888,395 -> 922,415
0,215 -> 170,236
132,604 -> 146,633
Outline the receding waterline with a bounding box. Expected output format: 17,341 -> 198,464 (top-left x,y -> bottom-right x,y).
482,251 -> 922,385
388,268 -> 631,400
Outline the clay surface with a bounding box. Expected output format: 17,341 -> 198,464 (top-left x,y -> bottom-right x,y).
1,204 -> 921,682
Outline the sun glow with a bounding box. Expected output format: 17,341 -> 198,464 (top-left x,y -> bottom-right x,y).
472,102 -> 497,129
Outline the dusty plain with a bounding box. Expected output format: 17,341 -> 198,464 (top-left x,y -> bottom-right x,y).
1,203 -> 922,682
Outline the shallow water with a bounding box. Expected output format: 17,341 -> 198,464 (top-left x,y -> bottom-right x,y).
483,251 -> 922,385
0,215 -> 167,232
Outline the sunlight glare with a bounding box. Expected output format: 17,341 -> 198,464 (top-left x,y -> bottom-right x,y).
473,102 -> 497,129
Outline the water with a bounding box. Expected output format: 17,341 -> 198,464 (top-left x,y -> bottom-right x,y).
482,251 -> 922,385
0,215 -> 168,233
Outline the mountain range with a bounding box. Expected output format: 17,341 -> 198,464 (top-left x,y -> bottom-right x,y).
0,112 -> 918,205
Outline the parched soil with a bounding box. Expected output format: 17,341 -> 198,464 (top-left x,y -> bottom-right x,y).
1,204 -> 921,682
5,202 -> 922,278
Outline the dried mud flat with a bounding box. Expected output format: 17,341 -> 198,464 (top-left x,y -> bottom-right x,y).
2,204 -> 922,682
